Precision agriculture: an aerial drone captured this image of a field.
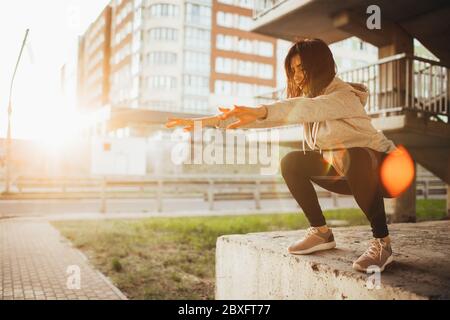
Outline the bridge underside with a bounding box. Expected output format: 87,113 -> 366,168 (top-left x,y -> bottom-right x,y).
252,0 -> 450,66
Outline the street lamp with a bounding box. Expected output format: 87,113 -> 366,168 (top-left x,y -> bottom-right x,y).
3,29 -> 29,195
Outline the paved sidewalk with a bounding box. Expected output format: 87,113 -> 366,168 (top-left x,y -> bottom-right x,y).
0,219 -> 127,300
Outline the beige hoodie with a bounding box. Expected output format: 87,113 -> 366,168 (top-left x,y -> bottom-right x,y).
217,76 -> 397,175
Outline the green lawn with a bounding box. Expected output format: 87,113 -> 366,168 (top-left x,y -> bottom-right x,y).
52,199 -> 446,300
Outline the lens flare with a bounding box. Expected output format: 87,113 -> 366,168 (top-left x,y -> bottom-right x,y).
380,146 -> 415,197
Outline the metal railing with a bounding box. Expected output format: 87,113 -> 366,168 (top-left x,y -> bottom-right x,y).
255,54 -> 450,119
2,174 -> 446,213
340,54 -> 449,117
253,0 -> 289,19
1,175 -> 348,212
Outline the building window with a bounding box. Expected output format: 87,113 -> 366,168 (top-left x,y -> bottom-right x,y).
215,80 -> 232,95
216,34 -> 233,51
183,97 -> 209,112
217,11 -> 233,28
215,57 -> 273,79
115,22 -> 132,45
149,3 -> 179,17
185,3 -> 211,27
217,11 -> 252,31
115,2 -> 133,26
148,28 -> 178,41
113,44 -> 131,64
257,41 -> 273,57
214,80 -> 274,97
147,76 -> 177,90
147,52 -> 177,65
218,0 -> 254,9
145,100 -> 177,110
183,75 -> 209,95
185,27 -> 211,49
184,51 -> 210,72
215,57 -> 232,73
216,34 -> 273,57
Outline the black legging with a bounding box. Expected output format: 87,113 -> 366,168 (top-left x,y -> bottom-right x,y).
280,147 -> 391,238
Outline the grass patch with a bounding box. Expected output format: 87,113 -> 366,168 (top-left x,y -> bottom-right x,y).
416,199 -> 447,221
53,199 -> 446,300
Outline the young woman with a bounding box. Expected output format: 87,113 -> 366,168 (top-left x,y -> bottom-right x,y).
166,38 -> 398,273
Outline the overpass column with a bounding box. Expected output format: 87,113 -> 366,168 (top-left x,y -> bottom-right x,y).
378,29 -> 417,223
384,162 -> 417,223
378,27 -> 414,108
447,185 -> 450,219
447,69 -> 450,220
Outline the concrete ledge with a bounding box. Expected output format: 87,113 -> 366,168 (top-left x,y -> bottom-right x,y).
216,221 -> 450,300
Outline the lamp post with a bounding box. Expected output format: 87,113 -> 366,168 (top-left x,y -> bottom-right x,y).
3,29 -> 29,194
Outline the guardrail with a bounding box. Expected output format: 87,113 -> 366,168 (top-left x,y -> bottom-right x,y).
1,174 -> 446,213
339,54 -> 449,117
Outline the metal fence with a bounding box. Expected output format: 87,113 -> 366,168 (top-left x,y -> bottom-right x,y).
1,174 -> 446,213
339,54 -> 449,117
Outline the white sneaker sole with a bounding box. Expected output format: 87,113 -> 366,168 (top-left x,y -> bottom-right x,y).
353,255 -> 394,273
288,241 -> 336,255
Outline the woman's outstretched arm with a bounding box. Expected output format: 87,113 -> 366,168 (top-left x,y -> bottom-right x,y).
165,114 -> 220,131
261,90 -> 368,124
166,106 -> 286,131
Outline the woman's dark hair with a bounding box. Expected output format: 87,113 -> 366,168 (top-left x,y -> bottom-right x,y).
285,38 -> 337,98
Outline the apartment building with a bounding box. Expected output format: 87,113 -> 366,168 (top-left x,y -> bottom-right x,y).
210,0 -> 277,108
77,0 -> 279,138
110,0 -> 185,112
77,5 -> 112,111
109,0 -> 137,109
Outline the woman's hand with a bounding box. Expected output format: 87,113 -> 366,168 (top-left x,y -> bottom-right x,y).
218,105 -> 267,129
165,116 -> 218,132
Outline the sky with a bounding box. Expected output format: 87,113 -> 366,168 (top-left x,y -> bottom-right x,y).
0,0 -> 110,141
1,1 -> 437,143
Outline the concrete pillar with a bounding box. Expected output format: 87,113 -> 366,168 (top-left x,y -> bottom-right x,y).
447,185 -> 450,218
385,162 -> 417,223
378,27 -> 414,109
447,69 -> 450,119
378,27 -> 414,59
379,29 -> 417,223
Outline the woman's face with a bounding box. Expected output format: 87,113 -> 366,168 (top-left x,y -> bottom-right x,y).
291,54 -> 305,89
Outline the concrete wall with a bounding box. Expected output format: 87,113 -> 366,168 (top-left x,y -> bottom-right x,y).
216,221 -> 450,300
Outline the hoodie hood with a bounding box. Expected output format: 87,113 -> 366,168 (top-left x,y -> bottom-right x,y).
302,77 -> 370,154
324,77 -> 369,107
347,82 -> 369,107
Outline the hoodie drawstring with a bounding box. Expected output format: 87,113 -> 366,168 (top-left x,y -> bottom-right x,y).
302,122 -> 321,153
302,124 -> 306,154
